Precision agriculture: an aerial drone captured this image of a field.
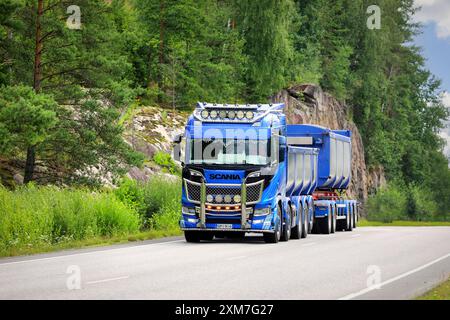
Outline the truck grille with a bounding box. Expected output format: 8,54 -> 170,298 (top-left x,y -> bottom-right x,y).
184,179 -> 263,205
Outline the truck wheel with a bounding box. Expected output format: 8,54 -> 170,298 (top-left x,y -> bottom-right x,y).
281,204 -> 291,242
185,231 -> 201,243
290,205 -> 301,240
353,204 -> 358,228
319,206 -> 332,234
201,232 -> 214,241
346,209 -> 353,231
331,207 -> 337,234
301,204 -> 308,239
263,204 -> 282,243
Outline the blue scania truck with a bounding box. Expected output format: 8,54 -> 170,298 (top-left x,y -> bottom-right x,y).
173,103 -> 358,243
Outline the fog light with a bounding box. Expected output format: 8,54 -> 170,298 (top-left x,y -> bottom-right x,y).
233,195 -> 241,203
224,195 -> 232,203
254,207 -> 271,216
206,194 -> 213,203
215,195 -> 223,203
182,206 -> 196,215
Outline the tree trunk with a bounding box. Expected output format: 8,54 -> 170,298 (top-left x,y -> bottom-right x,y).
24,0 -> 44,184
157,0 -> 165,102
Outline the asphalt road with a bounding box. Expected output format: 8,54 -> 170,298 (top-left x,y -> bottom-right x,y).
0,227 -> 449,300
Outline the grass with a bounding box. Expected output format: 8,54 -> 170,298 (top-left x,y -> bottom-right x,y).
358,219 -> 450,227
0,227 -> 182,257
417,277 -> 450,300
0,176 -> 182,258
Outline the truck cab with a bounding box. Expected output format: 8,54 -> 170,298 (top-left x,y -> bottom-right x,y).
174,103 -> 356,243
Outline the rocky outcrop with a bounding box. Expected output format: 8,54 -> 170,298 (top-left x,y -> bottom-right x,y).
122,106 -> 186,182
272,84 -> 386,209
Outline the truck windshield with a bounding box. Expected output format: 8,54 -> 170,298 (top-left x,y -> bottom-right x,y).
188,138 -> 271,165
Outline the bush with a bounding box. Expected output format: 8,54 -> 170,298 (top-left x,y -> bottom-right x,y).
114,178 -> 146,215
0,185 -> 140,252
153,151 -> 181,175
407,185 -> 439,221
115,175 -> 181,229
367,184 -> 408,222
143,175 -> 181,229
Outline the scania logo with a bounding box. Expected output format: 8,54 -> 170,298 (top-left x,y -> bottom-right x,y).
210,174 -> 240,180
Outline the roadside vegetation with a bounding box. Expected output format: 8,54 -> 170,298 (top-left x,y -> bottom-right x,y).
0,176 -> 182,257
417,277 -> 450,300
366,183 -> 449,223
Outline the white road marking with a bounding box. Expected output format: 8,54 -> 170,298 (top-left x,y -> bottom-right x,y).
86,276 -> 129,285
351,234 -> 361,238
0,239 -> 185,267
339,252 -> 450,300
302,242 -> 317,247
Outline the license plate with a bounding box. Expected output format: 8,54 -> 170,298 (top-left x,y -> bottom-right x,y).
216,224 -> 233,229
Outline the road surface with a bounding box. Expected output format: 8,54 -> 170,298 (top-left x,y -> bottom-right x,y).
0,227 -> 449,300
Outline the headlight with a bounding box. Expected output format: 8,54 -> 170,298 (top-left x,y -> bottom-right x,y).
233,195 -> 241,203
224,195 -> 232,203
228,110 -> 236,120
254,207 -> 271,216
182,206 -> 196,215
201,110 -> 209,119
245,111 -> 254,120
215,195 -> 223,203
219,110 -> 227,119
237,110 -> 244,119
190,170 -> 203,177
210,110 -> 218,119
206,195 -> 214,203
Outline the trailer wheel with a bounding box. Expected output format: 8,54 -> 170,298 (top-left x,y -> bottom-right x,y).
281,204 -> 291,241
301,204 -> 308,239
331,206 -> 337,234
353,204 -> 358,228
319,206 -> 332,234
184,231 -> 201,243
263,204 -> 282,243
290,205 -> 301,240
346,206 -> 353,231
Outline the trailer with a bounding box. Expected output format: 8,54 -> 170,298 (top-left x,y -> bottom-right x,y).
174,103 -> 357,243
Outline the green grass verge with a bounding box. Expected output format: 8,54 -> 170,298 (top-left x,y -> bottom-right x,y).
417,277 -> 450,300
358,219 -> 450,227
0,227 -> 182,258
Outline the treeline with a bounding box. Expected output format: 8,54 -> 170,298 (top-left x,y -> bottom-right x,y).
0,1 -> 449,214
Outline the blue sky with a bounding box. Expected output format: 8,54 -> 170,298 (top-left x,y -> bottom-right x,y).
412,0 -> 450,160
414,22 -> 450,93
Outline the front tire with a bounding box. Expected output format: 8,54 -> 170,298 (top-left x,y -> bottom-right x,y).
264,204 -> 282,243
185,231 -> 201,243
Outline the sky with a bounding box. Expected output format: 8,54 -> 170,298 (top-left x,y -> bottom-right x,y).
413,0 -> 450,162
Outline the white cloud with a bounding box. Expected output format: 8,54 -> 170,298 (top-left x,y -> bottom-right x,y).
442,91 -> 450,108
414,0 -> 450,39
440,92 -> 450,163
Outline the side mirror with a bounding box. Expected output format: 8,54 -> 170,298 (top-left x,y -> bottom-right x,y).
173,134 -> 184,164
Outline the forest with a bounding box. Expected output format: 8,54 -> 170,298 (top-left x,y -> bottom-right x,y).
0,0 -> 449,254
